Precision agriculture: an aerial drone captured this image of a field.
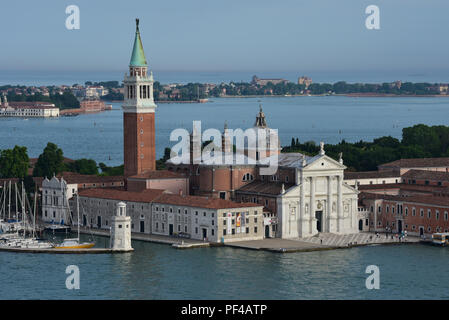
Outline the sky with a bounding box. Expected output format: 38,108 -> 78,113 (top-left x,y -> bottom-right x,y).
1,0 -> 449,76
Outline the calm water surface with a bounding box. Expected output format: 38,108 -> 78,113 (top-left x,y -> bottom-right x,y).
0,237 -> 447,300
1,96 -> 449,165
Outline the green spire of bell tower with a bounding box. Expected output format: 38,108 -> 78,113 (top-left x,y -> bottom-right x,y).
129,18 -> 148,67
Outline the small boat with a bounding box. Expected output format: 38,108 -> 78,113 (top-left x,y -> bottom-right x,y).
431,232 -> 449,246
54,238 -> 94,249
44,224 -> 71,233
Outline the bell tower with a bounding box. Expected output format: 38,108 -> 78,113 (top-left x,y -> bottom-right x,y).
123,18 -> 157,178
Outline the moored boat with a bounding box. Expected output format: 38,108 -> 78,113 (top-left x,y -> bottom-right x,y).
54,238 -> 94,249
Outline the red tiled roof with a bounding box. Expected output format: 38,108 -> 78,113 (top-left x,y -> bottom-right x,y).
59,172 -> 124,185
128,170 -> 186,180
344,170 -> 399,180
237,181 -> 294,196
379,157 -> 449,169
402,169 -> 449,182
78,188 -> 262,210
78,188 -> 165,203
154,193 -> 262,209
360,191 -> 449,207
358,183 -> 447,193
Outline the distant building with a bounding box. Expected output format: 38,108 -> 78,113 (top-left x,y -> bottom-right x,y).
251,75 -> 288,86
0,95 -> 59,118
298,76 -> 312,89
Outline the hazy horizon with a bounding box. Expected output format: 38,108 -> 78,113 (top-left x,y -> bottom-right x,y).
1,0 -> 449,76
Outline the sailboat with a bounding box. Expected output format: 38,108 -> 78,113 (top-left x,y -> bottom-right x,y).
54,193 -> 94,249
0,182 -> 53,249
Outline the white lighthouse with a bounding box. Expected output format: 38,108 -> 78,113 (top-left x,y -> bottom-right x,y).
110,202 -> 133,251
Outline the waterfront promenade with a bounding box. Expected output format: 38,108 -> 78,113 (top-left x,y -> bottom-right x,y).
225,232 -> 421,253
78,227 -> 420,253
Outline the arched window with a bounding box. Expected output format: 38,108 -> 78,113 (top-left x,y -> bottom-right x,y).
242,173 -> 254,182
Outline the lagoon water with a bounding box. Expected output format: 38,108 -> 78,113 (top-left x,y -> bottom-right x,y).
1,96 -> 449,165
1,95 -> 449,299
0,236 -> 448,300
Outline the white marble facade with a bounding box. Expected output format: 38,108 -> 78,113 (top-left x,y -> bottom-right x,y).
277,148 -> 359,238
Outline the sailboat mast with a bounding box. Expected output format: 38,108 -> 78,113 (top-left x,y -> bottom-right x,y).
77,192 -> 80,240
22,181 -> 25,239
1,181 -> 5,220
33,185 -> 37,238
8,180 -> 11,219
15,182 -> 18,219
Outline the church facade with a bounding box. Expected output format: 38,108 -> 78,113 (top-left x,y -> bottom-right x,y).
168,107 -> 360,239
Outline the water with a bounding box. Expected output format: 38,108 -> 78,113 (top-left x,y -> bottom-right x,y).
0,96 -> 448,165
1,95 -> 449,299
0,236 -> 447,299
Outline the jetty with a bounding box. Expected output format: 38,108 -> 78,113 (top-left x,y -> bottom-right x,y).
0,247 -> 132,254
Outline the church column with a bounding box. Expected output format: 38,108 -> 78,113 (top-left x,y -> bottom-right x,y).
327,176 -> 332,232
337,175 -> 343,233
310,176 -> 315,234
299,172 -> 305,237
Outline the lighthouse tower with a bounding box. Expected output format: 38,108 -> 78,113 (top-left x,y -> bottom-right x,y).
110,202 -> 133,251
123,19 -> 157,178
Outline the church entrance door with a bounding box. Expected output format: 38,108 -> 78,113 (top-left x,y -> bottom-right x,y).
315,211 -> 323,232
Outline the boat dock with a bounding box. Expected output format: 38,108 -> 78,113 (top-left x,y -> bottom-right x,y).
0,246 -> 133,254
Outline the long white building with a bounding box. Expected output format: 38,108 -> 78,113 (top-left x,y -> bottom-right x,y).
0,95 -> 59,118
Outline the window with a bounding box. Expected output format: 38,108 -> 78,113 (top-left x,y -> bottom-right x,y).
223,229 -> 227,236
232,229 -> 235,235
195,227 -> 198,234
412,208 -> 416,216
445,211 -> 448,221
427,209 -> 431,219
420,209 -> 424,217
436,211 -> 440,220
254,227 -> 258,233
242,173 -> 254,182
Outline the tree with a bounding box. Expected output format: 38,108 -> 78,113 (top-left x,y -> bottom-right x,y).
66,159 -> 98,175
0,146 -> 29,178
33,143 -> 65,178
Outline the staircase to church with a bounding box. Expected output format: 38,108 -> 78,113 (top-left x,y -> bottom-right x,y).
300,232 -> 415,247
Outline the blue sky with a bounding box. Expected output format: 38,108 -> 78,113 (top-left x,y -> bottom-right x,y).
1,0 -> 449,74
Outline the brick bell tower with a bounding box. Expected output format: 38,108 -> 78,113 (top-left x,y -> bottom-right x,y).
123,19 -> 157,178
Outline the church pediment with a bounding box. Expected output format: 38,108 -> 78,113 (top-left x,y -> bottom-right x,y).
304,155 -> 346,171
